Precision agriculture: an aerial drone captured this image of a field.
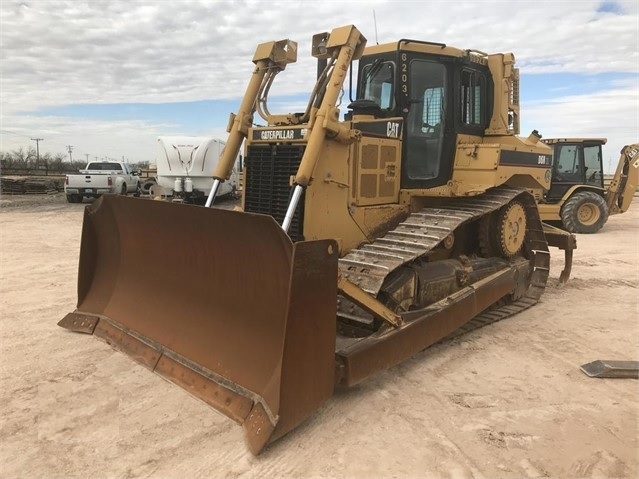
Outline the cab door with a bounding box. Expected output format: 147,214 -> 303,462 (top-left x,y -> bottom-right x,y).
583,143 -> 604,188
401,59 -> 450,189
547,143 -> 584,201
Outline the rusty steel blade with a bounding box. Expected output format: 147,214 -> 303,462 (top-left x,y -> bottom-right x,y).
59,195 -> 338,454
580,360 -> 639,379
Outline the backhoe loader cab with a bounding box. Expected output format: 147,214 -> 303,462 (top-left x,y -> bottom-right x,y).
60,25 -> 575,455
538,138 -> 639,233
544,138 -> 607,199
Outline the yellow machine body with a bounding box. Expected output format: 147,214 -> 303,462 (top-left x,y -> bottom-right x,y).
538,138 -> 638,233
60,25 -> 575,454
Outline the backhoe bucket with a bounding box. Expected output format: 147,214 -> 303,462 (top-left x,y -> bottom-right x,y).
59,195 -> 339,454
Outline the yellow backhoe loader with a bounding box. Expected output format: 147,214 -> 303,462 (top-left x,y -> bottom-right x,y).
537,138 -> 639,233
59,25 -> 575,455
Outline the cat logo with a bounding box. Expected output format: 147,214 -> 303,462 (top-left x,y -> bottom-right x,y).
387,122 -> 400,138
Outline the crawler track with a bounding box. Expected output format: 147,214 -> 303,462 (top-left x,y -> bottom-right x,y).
337,186 -> 550,330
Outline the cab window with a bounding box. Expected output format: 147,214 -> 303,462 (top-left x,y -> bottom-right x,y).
405,60 -> 446,181
361,60 -> 395,110
422,87 -> 444,134
554,144 -> 580,181
583,145 -> 603,186
460,70 -> 486,126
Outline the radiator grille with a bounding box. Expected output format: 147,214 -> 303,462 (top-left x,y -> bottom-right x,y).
244,144 -> 305,242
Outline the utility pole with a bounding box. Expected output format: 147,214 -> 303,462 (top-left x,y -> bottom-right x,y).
85,153 -> 90,162
31,137 -> 44,174
66,145 -> 74,163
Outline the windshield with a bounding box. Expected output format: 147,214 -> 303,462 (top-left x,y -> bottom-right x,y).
359,60 -> 395,110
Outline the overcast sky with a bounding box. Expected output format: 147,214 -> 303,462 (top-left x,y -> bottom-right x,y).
1,0 -> 637,170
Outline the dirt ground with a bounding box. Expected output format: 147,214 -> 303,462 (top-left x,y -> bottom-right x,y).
1,192 -> 637,479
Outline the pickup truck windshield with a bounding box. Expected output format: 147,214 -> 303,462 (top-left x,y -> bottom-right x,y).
86,162 -> 123,171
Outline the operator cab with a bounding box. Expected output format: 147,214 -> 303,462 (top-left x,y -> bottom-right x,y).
349,42 -> 494,190
543,139 -> 606,201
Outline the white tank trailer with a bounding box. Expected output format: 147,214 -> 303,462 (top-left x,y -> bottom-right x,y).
154,136 -> 240,203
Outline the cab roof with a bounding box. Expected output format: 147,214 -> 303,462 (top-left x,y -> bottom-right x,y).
542,138 -> 607,145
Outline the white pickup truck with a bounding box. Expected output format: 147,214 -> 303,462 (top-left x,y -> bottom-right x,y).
65,161 -> 141,203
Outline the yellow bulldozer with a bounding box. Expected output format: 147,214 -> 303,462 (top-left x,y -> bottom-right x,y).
537,138 -> 639,233
59,25 -> 576,455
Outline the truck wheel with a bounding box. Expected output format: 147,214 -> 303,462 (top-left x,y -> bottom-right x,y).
66,194 -> 82,203
142,180 -> 156,194
561,191 -> 608,234
120,183 -> 127,196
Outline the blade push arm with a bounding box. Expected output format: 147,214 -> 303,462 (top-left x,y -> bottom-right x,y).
206,39 -> 297,207
282,25 -> 366,231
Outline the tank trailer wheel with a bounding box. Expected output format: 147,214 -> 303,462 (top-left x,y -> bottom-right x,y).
479,200 -> 527,259
561,191 -> 608,234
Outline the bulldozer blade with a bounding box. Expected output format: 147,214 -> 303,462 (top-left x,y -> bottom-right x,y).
580,360 -> 639,379
58,195 -> 339,454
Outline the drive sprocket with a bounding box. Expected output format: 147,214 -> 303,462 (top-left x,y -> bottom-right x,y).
479,200 -> 527,259
497,200 -> 526,258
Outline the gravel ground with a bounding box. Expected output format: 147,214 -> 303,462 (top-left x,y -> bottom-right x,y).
1,193 -> 637,479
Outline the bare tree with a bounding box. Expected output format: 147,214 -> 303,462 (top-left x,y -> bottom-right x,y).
0,151 -> 12,168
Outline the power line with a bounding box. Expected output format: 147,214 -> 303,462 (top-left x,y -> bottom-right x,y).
31,138 -> 47,172
1,130 -> 69,154
31,138 -> 43,161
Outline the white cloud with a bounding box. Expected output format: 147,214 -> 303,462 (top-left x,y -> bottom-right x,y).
2,0 -> 638,110
522,78 -> 639,172
1,113 -> 183,162
0,0 -> 638,163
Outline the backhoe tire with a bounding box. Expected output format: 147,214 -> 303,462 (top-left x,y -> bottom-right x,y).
561,191 -> 608,234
